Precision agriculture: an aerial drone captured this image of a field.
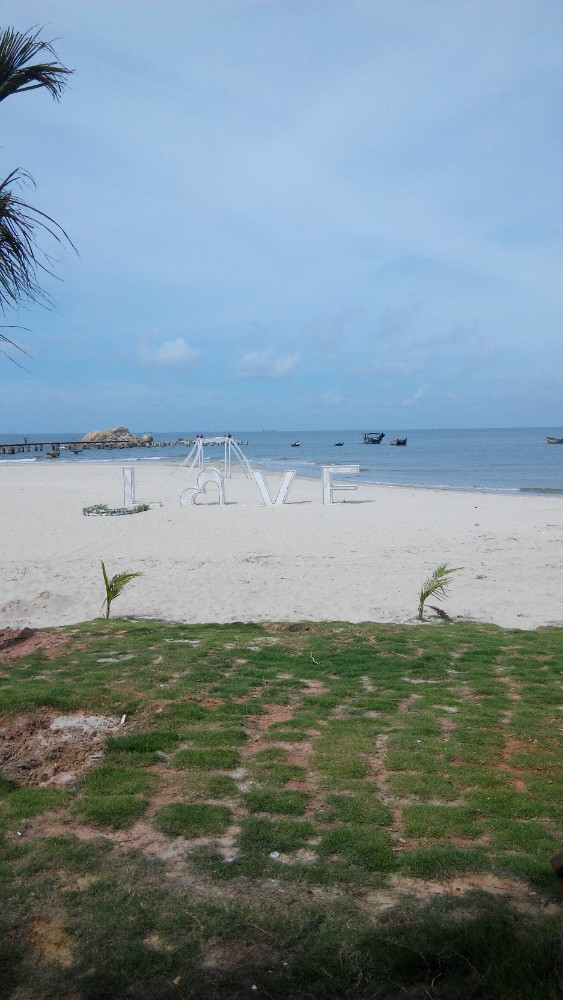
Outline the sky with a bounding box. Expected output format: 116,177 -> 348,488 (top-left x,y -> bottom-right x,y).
1,0 -> 562,432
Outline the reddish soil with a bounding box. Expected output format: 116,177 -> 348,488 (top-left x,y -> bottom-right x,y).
398,693 -> 422,712
0,711 -> 123,787
0,628 -> 69,662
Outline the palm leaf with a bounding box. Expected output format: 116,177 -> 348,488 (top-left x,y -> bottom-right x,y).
418,563 -> 462,620
0,168 -> 76,312
101,560 -> 142,619
0,26 -> 72,103
0,324 -> 33,368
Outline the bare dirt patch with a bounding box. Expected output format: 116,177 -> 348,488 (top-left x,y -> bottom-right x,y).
358,873 -> 562,922
254,703 -> 293,730
284,746 -> 311,769
0,711 -> 122,787
300,678 -> 328,696
402,676 -> 442,685
499,734 -> 528,791
497,674 -> 523,701
386,874 -> 561,917
58,873 -> 99,892
241,702 -> 296,758
368,734 -> 406,843
367,735 -> 391,803
398,693 -> 422,713
202,938 -> 280,970
29,914 -> 75,967
241,700 -> 324,812
439,717 -> 458,734
110,820 -> 194,864
117,813 -> 243,867
0,628 -> 70,663
143,931 -> 175,953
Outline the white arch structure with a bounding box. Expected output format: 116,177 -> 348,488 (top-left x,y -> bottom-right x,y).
180,436 -> 253,479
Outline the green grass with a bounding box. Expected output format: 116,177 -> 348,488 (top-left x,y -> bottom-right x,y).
322,792 -> 392,825
400,844 -> 489,878
488,819 -> 562,853
105,731 -> 181,753
77,793 -> 147,829
244,788 -> 309,815
387,772 -> 459,801
171,747 -> 240,769
182,772 -> 239,800
253,761 -> 307,785
403,805 -> 483,838
0,787 -> 69,827
465,789 -> 558,820
82,765 -> 157,796
182,726 -> 247,746
153,802 -> 231,837
240,816 -> 316,854
0,617 -> 561,998
319,826 -> 396,871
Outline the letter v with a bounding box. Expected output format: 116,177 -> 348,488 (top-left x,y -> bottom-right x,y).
252,469 -> 295,506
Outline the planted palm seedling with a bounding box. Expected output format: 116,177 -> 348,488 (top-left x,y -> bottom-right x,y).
101,560 -> 142,619
418,562 -> 462,620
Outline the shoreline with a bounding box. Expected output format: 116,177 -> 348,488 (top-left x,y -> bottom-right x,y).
2,454 -> 563,498
2,460 -> 563,632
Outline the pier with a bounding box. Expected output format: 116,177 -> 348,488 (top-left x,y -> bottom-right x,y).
0,438 -> 187,457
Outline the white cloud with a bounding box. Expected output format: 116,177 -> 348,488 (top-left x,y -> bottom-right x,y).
235,350 -> 300,379
320,390 -> 356,411
371,353 -> 427,378
401,387 -> 427,407
138,338 -> 200,370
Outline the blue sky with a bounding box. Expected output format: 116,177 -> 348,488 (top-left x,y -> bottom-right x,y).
1,0 -> 562,432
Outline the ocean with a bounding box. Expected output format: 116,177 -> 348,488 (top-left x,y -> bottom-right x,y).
1,428 -> 563,495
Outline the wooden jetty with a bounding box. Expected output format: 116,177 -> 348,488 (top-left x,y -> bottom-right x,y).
0,438 -> 185,457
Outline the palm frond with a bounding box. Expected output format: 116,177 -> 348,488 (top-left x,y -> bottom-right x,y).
418,563 -> 462,620
0,325 -> 33,368
0,26 -> 72,103
0,168 -> 76,312
101,560 -> 142,619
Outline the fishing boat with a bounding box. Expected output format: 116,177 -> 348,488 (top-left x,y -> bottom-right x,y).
390,438 -> 407,446
334,441 -> 344,446
291,441 -> 302,447
363,432 -> 384,444
546,437 -> 563,444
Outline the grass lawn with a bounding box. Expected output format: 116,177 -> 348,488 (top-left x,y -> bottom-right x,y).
0,618 -> 561,999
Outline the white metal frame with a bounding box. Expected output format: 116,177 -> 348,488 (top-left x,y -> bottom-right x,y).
180,436 -> 253,478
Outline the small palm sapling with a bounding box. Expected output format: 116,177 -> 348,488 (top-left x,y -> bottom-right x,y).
418,563 -> 462,620
101,561 -> 142,619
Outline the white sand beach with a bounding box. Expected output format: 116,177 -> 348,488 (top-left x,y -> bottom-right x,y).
1,459 -> 562,631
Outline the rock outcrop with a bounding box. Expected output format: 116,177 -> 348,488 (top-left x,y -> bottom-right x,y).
81,425 -> 153,446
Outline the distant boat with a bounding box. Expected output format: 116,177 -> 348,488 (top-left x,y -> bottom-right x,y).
334,441 -> 344,446
291,441 -> 302,447
46,449 -> 60,458
390,438 -> 407,446
546,437 -> 563,444
363,432 -> 384,444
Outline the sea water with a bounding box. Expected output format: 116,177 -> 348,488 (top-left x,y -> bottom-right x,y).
1,428 -> 562,495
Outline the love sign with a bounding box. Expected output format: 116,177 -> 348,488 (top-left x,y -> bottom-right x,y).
179,467 -> 226,506
174,465 -> 360,507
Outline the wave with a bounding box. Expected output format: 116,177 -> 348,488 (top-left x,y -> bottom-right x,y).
519,487 -> 563,494
361,478 -> 522,495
